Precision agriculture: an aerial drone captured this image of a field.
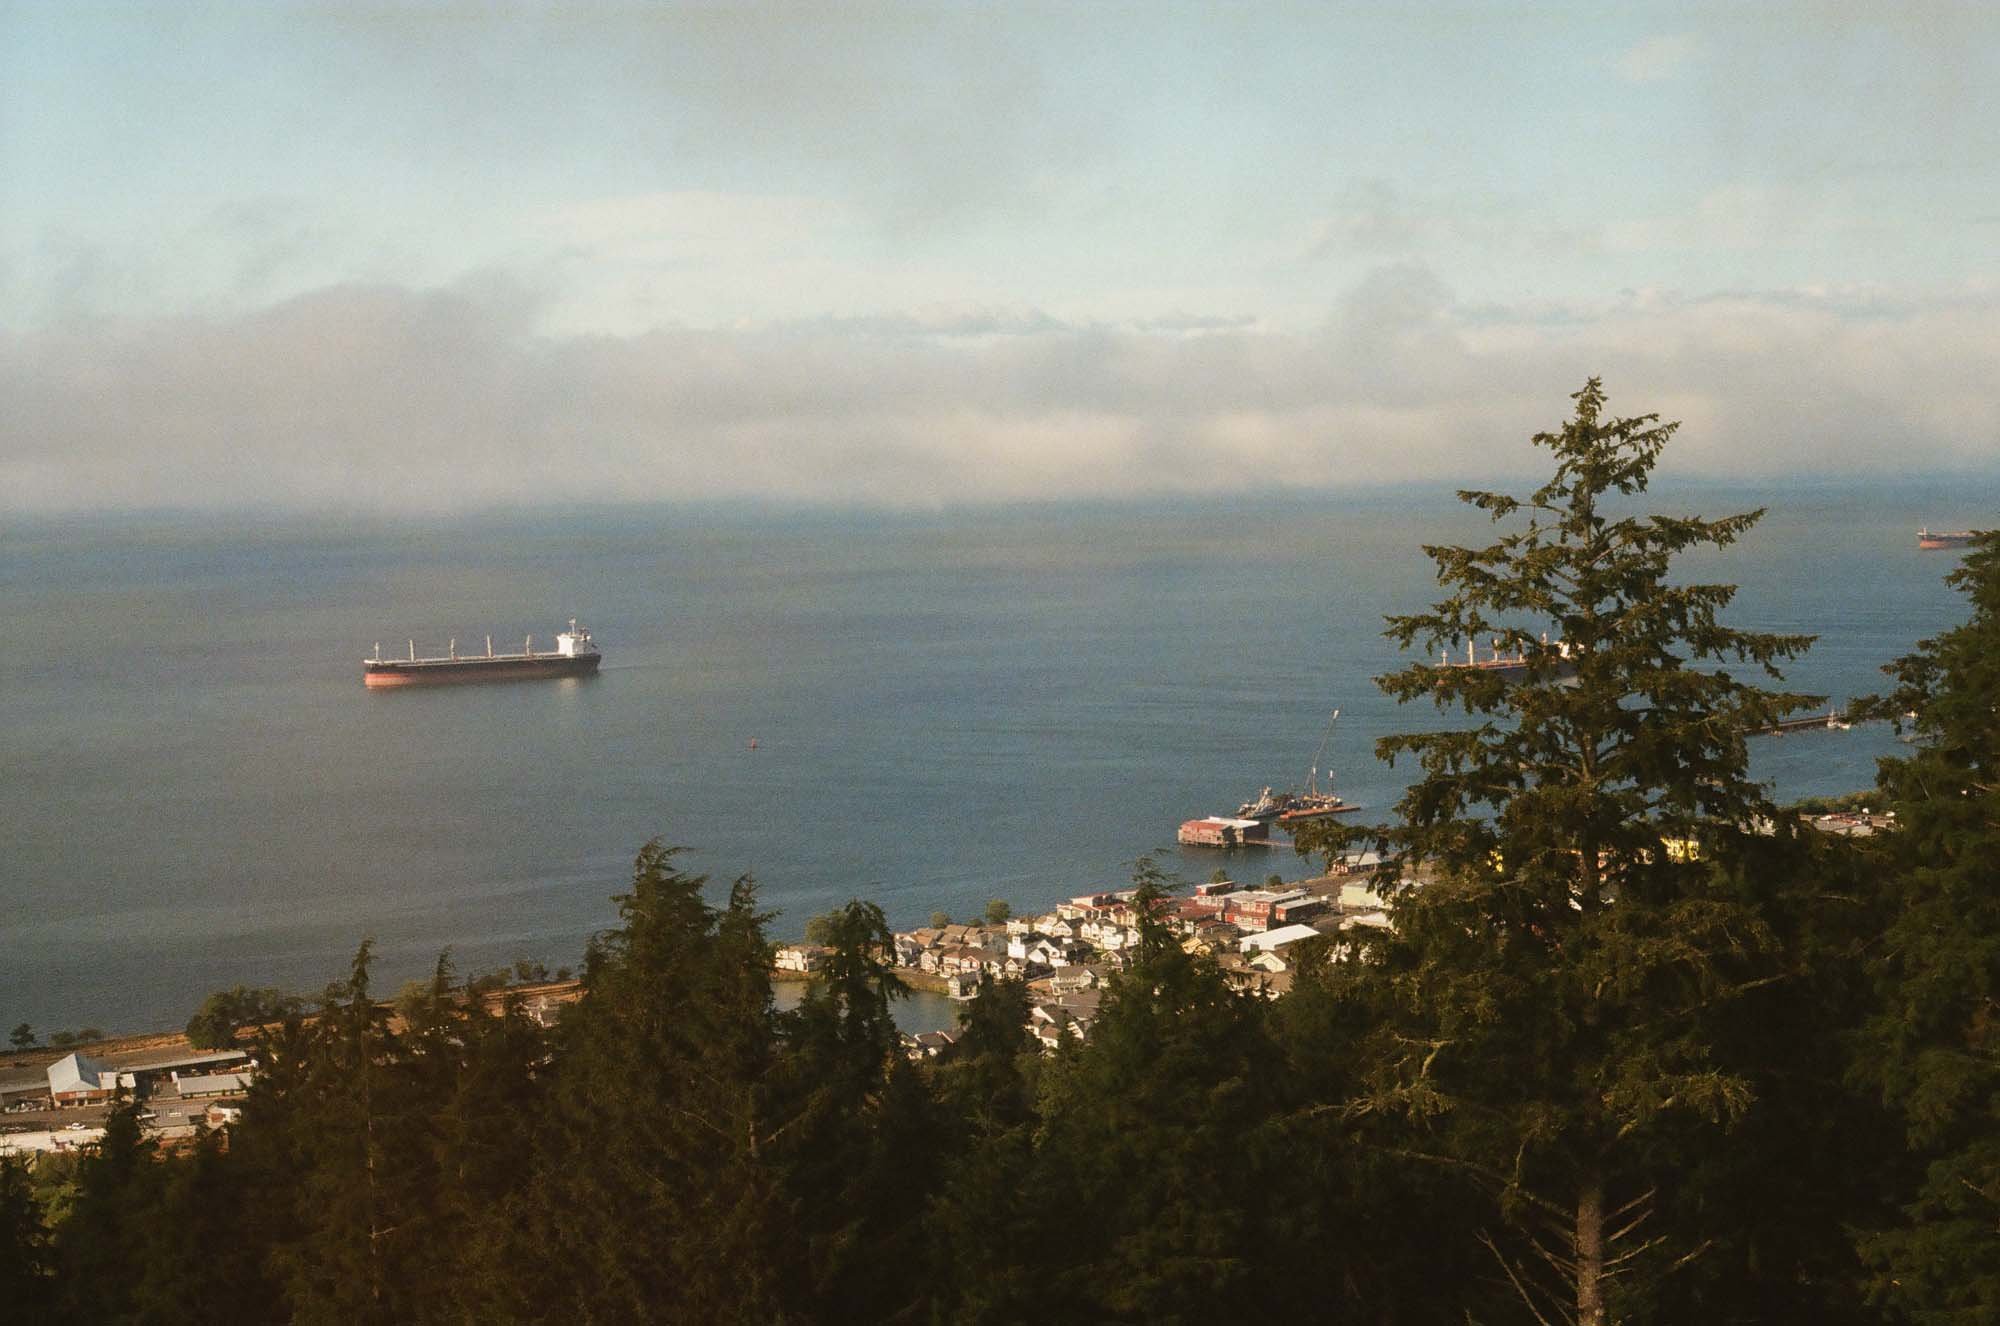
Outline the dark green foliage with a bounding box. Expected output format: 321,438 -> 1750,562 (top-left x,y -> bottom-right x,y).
465,968 -> 512,997
781,898 -> 938,1321
1790,789 -> 1883,815
1852,532 -> 2000,1320
1337,381 -> 1826,1324
269,940 -> 414,1324
945,865 -> 1382,1323
0,1157 -> 53,1317
54,1102 -> 158,1318
185,983 -> 302,1050
130,1127 -> 271,1319
1268,940 -> 1496,1319
506,843 -> 791,1323
984,897 -> 1012,925
7,1022 -> 32,1049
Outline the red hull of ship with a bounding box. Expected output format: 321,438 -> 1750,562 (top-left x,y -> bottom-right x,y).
363,656 -> 600,688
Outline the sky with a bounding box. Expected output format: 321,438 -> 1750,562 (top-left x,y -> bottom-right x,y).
3,1 -> 1997,512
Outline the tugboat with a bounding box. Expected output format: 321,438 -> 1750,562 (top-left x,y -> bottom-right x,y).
364,619 -> 601,688
1235,787 -> 1291,822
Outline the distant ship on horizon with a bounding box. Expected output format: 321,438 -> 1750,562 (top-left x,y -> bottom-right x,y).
364,619 -> 601,688
1917,527 -> 1980,550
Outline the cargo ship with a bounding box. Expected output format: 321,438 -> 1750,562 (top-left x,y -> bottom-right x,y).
1917,528 -> 1978,550
1437,636 -> 1577,682
364,620 -> 600,688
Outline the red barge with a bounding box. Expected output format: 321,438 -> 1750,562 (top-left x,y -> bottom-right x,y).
364,620 -> 600,688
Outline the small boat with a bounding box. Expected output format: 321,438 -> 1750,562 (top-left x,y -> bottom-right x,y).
1917,528 -> 1979,550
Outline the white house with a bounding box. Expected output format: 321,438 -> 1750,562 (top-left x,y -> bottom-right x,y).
775,943 -> 833,974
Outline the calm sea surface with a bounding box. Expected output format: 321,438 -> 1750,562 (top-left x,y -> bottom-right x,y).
4,479 -> 1993,1034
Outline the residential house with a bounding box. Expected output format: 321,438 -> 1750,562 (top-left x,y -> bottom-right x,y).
775,943 -> 834,974
906,1029 -> 959,1060
1049,964 -> 1106,995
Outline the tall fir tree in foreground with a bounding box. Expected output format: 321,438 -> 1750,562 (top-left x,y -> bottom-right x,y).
507,842 -> 791,1324
1853,531 -> 2000,1320
1339,379 -> 1821,1325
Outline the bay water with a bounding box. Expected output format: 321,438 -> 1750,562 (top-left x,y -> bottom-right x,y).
4,478 -> 1992,1034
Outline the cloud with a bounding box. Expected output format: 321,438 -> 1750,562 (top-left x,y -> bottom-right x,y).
1305,180 -> 1600,265
1615,33 -> 1701,84
4,268 -> 1998,514
1602,183 -> 1848,253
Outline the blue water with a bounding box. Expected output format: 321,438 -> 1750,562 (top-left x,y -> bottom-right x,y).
3,479 -> 1991,1033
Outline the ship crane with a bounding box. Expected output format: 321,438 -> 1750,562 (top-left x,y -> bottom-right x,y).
1304,709 -> 1341,798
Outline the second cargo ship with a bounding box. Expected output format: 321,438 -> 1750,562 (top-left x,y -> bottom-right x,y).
364,620 -> 601,688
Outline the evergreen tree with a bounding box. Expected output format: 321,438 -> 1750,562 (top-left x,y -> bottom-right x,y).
270,939 -> 451,1325
1267,933 -> 1496,1321
926,974 -> 1042,1323
0,1156 -> 53,1317
53,1101 -> 159,1319
510,844 -> 789,1323
940,972 -> 1035,1127
945,865 -> 1289,1324
185,984 -> 302,1049
780,897 -> 943,1322
1852,531 -> 2000,1320
133,1127 -> 271,1320
1348,380 -> 1820,1324
210,1008 -> 314,1320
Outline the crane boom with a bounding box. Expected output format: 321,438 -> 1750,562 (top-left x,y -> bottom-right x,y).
1306,708 -> 1340,796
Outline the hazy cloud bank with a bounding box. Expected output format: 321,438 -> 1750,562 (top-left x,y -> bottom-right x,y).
5,270 -> 1996,514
